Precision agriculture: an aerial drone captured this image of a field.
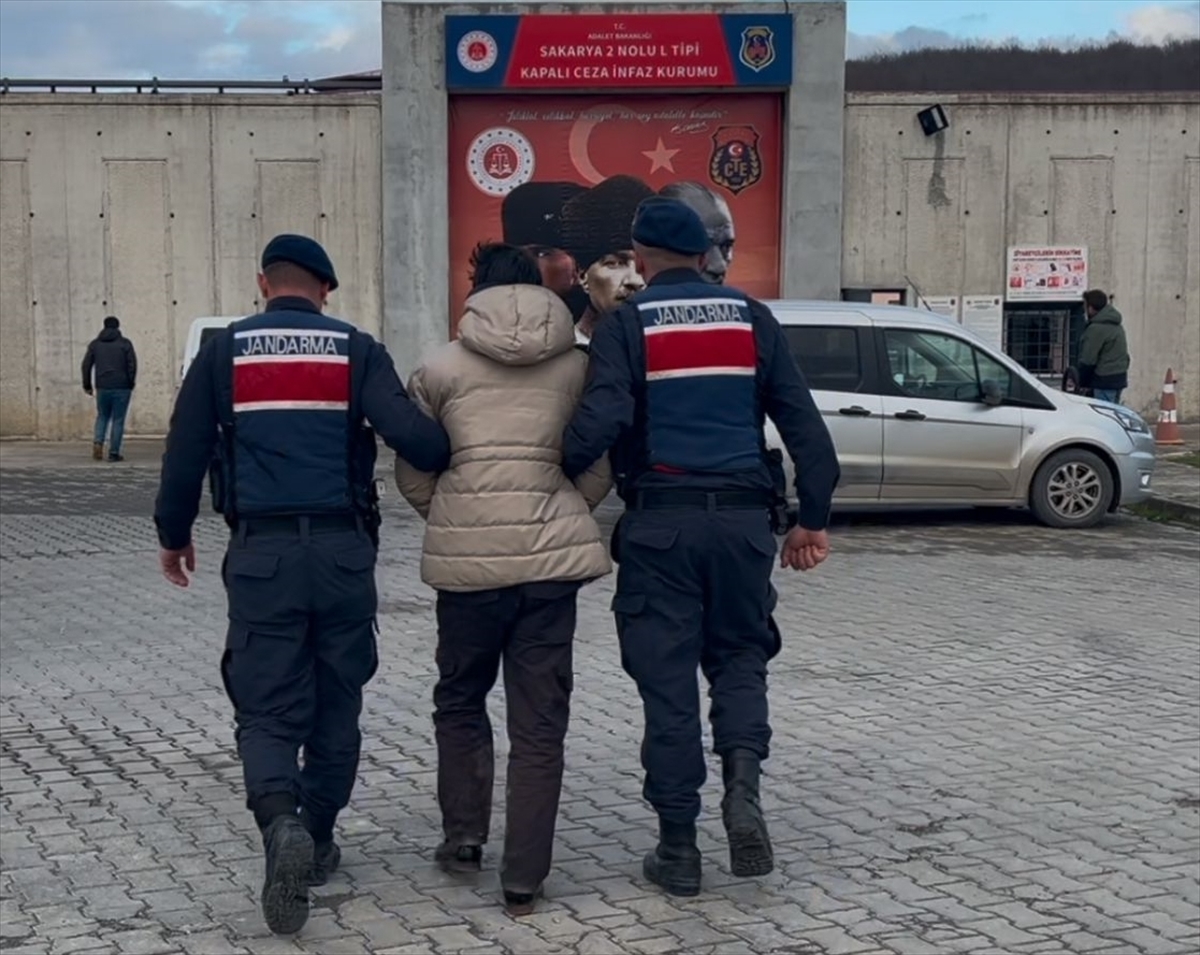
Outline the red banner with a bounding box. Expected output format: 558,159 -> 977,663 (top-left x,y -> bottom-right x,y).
506,15 -> 735,87
447,14 -> 793,91
447,93 -> 783,328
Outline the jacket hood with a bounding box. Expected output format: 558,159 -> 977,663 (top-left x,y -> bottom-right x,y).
1093,304 -> 1123,326
457,284 -> 575,367
98,327 -> 122,342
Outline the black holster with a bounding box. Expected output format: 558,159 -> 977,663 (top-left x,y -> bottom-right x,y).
764,448 -> 797,536
351,425 -> 381,549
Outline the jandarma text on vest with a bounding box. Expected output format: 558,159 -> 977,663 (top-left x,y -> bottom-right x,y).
234,328 -> 349,357
637,299 -> 746,326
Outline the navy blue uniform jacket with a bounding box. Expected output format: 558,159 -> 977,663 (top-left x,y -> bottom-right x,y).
154,298 -> 450,551
562,269 -> 840,531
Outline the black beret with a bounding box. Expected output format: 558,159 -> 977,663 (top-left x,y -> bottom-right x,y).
261,234 -> 339,291
631,197 -> 710,256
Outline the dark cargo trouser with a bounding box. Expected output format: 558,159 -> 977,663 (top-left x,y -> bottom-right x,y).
220,516 -> 379,836
611,508 -> 781,826
433,581 -> 578,894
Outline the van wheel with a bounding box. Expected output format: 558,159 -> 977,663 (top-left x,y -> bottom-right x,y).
1029,449 -> 1113,528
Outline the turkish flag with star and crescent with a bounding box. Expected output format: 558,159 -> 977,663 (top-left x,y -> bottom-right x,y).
447,93 -> 783,322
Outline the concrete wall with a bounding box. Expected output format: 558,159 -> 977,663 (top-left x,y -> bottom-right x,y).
381,0 -> 847,381
0,95 -> 381,439
3,86 -> 1199,437
843,92 -> 1200,421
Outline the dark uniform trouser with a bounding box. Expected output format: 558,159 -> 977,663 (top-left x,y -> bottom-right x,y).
433,581 -> 578,894
220,516 -> 379,836
611,508 -> 782,826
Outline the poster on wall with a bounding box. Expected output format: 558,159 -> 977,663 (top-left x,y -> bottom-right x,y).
920,295 -> 960,320
1005,246 -> 1089,301
962,295 -> 1005,351
447,94 -> 784,323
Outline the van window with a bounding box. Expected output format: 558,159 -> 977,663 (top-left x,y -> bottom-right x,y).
884,329 -> 1014,403
781,326 -> 863,393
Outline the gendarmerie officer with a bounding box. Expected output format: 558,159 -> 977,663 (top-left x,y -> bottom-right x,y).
154,235 -> 451,935
562,198 -> 840,897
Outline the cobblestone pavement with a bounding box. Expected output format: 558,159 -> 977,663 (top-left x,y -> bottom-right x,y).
2,453 -> 1199,955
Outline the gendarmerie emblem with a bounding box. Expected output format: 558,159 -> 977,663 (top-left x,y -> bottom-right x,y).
739,27 -> 776,73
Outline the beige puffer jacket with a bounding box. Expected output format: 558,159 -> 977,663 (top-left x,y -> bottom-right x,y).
395,284 -> 613,593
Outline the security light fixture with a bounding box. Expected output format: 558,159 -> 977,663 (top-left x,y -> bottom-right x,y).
917,104 -> 949,136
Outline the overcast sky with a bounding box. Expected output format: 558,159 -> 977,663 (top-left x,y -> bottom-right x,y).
0,0 -> 1196,81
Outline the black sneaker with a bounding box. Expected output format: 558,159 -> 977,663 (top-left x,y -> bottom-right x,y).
435,841 -> 482,874
107,453 -> 124,462
260,816 -> 314,935
503,886 -> 543,917
309,840 -> 341,886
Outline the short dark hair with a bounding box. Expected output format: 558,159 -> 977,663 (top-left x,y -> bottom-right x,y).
103,315 -> 120,329
1083,289 -> 1108,311
263,260 -> 324,291
468,242 -> 542,290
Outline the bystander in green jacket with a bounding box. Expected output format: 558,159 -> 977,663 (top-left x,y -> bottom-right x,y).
1078,296 -> 1130,394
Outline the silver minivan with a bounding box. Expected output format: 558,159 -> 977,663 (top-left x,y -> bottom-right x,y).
763,301 -> 1156,528
179,316 -> 238,383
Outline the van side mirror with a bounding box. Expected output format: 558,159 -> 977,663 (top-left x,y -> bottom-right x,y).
981,379 -> 1003,406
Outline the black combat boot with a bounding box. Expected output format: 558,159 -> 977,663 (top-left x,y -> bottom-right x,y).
299,811 -> 341,886
260,815 -> 314,935
721,748 -> 774,877
309,840 -> 341,886
643,820 -> 702,897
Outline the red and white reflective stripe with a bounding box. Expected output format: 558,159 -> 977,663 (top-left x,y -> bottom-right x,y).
233,400 -> 349,412
648,367 -> 756,381
637,297 -> 748,312
643,321 -> 748,336
232,354 -> 348,366
233,327 -> 350,343
233,350 -> 350,413
643,321 -> 756,382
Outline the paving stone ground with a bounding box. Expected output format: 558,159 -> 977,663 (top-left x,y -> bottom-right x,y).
2,446 -> 1199,955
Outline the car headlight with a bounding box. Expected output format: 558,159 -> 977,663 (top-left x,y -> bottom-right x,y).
1091,404 -> 1150,434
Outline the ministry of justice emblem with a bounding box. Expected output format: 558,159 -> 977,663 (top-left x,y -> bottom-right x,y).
709,126 -> 762,196
467,127 -> 536,197
739,27 -> 776,73
458,30 -> 498,73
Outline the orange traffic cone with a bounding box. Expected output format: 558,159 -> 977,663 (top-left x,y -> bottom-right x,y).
1155,368 -> 1184,446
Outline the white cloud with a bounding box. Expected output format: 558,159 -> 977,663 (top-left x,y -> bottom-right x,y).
1,0 -> 1196,77
0,0 -> 381,80
314,26 -> 356,53
846,27 -> 962,61
1121,2 -> 1200,43
199,42 -> 249,71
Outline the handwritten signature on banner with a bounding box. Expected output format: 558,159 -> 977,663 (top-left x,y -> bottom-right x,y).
504,108 -> 728,125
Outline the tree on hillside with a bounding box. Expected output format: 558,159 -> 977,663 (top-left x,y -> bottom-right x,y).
846,40 -> 1200,92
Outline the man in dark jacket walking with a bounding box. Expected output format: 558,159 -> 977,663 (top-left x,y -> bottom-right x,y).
1078,290 -> 1130,404
82,316 -> 138,461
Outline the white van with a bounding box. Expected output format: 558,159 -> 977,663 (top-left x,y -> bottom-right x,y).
179,316 -> 240,383
763,301 -> 1156,529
